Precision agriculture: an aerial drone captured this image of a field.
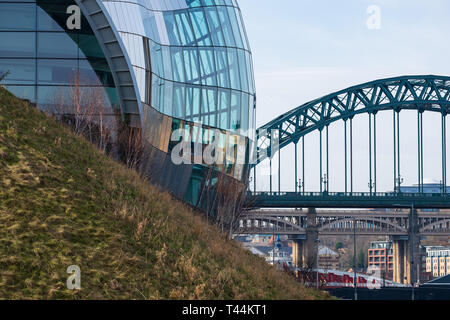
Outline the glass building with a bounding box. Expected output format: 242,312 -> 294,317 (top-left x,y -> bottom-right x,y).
0,0 -> 256,207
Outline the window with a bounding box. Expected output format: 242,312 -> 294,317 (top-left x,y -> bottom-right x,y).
0,3 -> 35,31
0,32 -> 36,58
38,32 -> 78,58
0,59 -> 35,84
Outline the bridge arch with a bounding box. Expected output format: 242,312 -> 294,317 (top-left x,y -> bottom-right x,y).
255,75 -> 450,165
420,218 -> 450,233
319,217 -> 408,234
239,216 -> 305,234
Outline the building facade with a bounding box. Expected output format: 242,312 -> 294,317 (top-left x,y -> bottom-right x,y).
368,241 -> 394,277
0,0 -> 256,208
318,246 -> 340,271
426,246 -> 450,278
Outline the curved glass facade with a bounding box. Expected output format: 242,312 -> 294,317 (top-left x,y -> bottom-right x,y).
101,0 -> 256,134
0,0 -> 256,208
0,0 -> 119,113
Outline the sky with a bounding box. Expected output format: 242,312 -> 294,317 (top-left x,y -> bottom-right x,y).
238,0 -> 450,192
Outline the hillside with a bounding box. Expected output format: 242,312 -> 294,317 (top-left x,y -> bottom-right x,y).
0,88 -> 329,300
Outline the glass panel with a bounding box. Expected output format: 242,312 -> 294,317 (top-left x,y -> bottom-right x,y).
215,48 -> 230,88
38,59 -> 78,85
199,48 -> 217,86
205,7 -> 224,46
38,32 -> 78,58
0,59 -> 35,84
0,32 -> 36,58
230,90 -> 240,130
174,11 -> 194,45
163,12 -> 181,46
216,6 -> 235,47
171,46 -> 185,82
190,8 -> 212,45
173,84 -> 185,119
227,48 -> 240,90
3,85 -> 36,103
78,34 -> 106,59
85,58 -> 115,87
0,3 -> 36,31
237,49 -> 249,92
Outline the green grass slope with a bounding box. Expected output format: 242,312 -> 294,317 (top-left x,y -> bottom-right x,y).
0,88 -> 329,300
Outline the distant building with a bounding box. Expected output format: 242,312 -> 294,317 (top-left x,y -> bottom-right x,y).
251,235 -> 273,244
318,246 -> 340,270
368,241 -> 394,278
425,246 -> 450,278
400,182 -> 449,194
266,246 -> 293,268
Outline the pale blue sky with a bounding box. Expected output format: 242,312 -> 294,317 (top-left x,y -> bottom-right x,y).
239,0 -> 450,192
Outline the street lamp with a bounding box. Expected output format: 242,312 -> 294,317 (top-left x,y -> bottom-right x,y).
353,216 -> 358,300
322,174 -> 329,194
297,179 -> 304,194
315,238 -> 321,290
396,175 -> 404,193
272,222 -> 275,267
368,180 -> 376,195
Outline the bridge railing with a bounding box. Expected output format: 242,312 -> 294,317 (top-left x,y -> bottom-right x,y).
250,191 -> 450,198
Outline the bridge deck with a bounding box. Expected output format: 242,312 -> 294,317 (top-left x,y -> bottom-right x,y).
249,192 -> 450,209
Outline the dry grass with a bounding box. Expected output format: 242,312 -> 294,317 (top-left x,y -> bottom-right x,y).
0,88 -> 331,300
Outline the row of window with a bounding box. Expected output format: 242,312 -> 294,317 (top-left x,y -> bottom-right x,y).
0,0 -> 119,111
369,249 -> 394,255
0,58 -> 113,87
369,257 -> 393,262
0,1 -> 95,33
102,0 -> 256,136
141,38 -> 254,93
142,103 -> 249,181
268,252 -> 291,258
104,0 -> 241,12
3,85 -> 118,111
428,250 -> 450,257
103,0 -> 250,50
145,73 -> 254,133
0,32 -> 106,59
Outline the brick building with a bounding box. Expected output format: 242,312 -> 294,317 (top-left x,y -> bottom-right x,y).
368,241 -> 394,278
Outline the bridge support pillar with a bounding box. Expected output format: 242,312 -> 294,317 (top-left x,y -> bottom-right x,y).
392,210 -> 420,286
303,208 -> 319,269
393,238 -> 406,284
288,208 -> 318,269
291,238 -> 304,268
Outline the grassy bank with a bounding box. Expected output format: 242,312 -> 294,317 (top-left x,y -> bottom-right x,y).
0,88 -> 330,300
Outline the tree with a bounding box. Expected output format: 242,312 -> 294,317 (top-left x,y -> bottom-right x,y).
357,249 -> 367,269
50,71 -> 117,154
0,70 -> 9,84
116,122 -> 145,171
335,242 -> 344,251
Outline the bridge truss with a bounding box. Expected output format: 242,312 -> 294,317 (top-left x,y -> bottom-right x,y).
237,210 -> 450,236
252,75 -> 450,197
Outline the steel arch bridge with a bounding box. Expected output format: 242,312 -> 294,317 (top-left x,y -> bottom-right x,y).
250,75 -> 450,209
237,210 -> 450,236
